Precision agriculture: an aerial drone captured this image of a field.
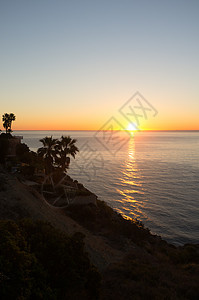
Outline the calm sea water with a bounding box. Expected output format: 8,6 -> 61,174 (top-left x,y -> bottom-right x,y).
15,130 -> 199,245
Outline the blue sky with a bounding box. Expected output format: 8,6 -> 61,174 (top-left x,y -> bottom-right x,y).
0,0 -> 198,130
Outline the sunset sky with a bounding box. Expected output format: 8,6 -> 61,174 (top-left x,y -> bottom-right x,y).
0,0 -> 198,131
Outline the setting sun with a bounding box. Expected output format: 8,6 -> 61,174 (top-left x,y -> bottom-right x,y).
126,123 -> 139,132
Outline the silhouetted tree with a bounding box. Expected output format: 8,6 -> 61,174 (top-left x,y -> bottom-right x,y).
37,136 -> 79,176
37,136 -> 58,175
2,113 -> 16,134
55,136 -> 79,172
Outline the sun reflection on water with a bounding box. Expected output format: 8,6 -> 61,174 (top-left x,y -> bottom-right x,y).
116,137 -> 148,221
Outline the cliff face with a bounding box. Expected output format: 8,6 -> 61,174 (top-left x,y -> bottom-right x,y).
0,167 -> 199,299
0,168 -> 124,271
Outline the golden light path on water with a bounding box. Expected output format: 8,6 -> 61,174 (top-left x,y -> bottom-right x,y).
116,135 -> 148,221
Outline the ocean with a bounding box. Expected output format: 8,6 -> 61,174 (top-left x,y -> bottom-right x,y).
15,130 -> 199,245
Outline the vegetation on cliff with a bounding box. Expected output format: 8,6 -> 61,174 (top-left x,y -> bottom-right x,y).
38,135 -> 79,176
0,219 -> 100,300
66,201 -> 199,299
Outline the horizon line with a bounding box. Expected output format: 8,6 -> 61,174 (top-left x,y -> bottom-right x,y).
12,129 -> 199,132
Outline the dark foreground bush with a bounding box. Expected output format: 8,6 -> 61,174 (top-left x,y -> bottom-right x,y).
0,219 -> 101,299
101,246 -> 199,300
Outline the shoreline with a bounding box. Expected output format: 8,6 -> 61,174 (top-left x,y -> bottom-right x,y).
0,165 -> 198,248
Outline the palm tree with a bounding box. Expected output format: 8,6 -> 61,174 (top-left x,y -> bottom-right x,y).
2,113 -> 16,134
55,136 -> 79,172
37,136 -> 58,175
38,135 -> 79,177
38,135 -> 79,200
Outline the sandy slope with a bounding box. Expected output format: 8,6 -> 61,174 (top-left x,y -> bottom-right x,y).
0,168 -> 123,271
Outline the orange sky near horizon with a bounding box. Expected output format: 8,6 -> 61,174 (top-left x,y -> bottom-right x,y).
8,91 -> 198,132
9,106 -> 199,132
2,88 -> 199,132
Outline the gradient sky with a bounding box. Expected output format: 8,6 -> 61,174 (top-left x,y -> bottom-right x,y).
0,0 -> 198,130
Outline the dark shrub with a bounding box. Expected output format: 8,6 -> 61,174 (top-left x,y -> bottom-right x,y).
0,219 -> 101,299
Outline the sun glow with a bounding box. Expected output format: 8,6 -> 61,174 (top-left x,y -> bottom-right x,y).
126,123 -> 139,131
125,123 -> 139,135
